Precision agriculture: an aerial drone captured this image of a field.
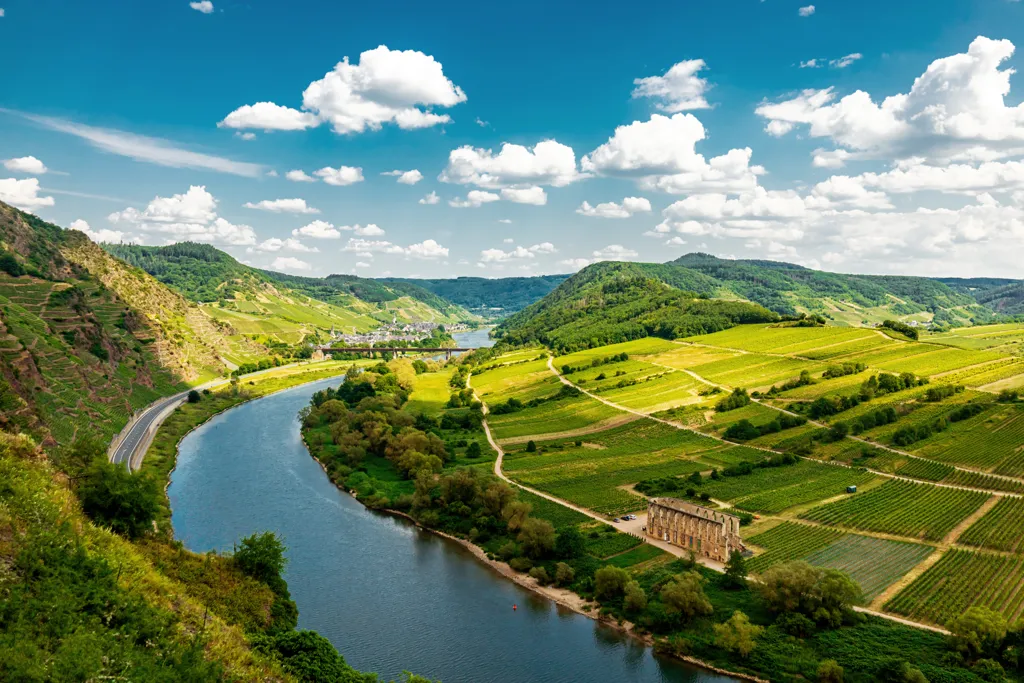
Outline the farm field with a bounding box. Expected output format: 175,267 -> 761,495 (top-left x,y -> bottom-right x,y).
745,522 -> 933,601
487,394 -> 623,441
919,405 -> 1024,475
471,357 -> 558,404
405,369 -> 453,416
554,338 -> 680,367
681,324 -> 887,354
596,370 -> 706,412
928,323 -> 1024,352
689,354 -> 825,389
801,480 -> 989,541
958,497 -> 1024,553
886,549 -> 1024,624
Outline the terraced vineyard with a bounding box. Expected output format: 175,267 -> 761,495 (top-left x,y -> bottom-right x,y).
920,405 -> 1024,475
886,549 -> 1024,624
801,480 -> 989,541
958,497 -> 1024,552
487,394 -> 624,441
699,461 -> 879,514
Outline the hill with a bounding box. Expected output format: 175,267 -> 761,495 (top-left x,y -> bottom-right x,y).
382,274 -> 570,317
936,277 -> 1024,317
105,243 -> 477,346
497,262 -> 780,351
0,203 -> 260,448
667,253 -> 997,327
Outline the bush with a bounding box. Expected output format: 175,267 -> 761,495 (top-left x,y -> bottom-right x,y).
555,562 -> 576,586
509,557 -> 533,572
817,659 -> 844,683
716,388 -> 751,412
187,389 -> 201,403
757,561 -> 861,628
264,630 -> 355,682
594,565 -> 631,601
525,440 -> 537,453
624,580 -> 648,613
529,566 -> 551,585
713,610 -> 763,658
466,441 -> 482,458
234,531 -> 288,583
555,527 -> 586,559
78,458 -> 161,539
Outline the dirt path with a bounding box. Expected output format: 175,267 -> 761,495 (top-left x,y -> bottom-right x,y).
941,495 -> 1000,546
869,548 -> 946,611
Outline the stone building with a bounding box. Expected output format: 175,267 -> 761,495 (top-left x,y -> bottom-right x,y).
646,497 -> 744,562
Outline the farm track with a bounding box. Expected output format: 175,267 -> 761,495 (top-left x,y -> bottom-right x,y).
473,365 -> 950,634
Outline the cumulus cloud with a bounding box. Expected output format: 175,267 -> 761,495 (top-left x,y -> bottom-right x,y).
4,156 -> 47,174
270,256 -> 311,272
500,186 -> 546,205
314,166 -> 364,186
68,219 -> 127,244
406,239 -> 449,259
419,191 -> 440,205
593,244 -> 639,260
831,53 -> 863,68
756,36 -> 1024,164
0,177 -> 54,210
351,224 -> 385,236
558,258 -> 593,271
342,237 -> 447,259
632,59 -> 711,112
577,196 -> 652,218
220,45 -> 466,135
243,198 -> 319,214
250,237 -> 318,253
189,1 -> 213,13
286,169 -> 316,182
382,169 -> 423,185
108,186 -> 256,245
479,242 -> 556,263
798,5 -> 815,16
440,140 -> 580,189
292,220 -> 341,239
449,190 -> 500,208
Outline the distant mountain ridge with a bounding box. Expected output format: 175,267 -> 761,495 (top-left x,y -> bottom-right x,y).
381,274 -> 570,315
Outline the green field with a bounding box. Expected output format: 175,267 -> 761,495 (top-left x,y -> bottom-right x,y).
405,369 -> 454,415
958,497 -> 1024,553
886,549 -> 1024,624
918,405 -> 1024,475
801,480 -> 989,541
487,394 -> 624,441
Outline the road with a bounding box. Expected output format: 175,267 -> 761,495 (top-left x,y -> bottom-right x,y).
108,362 -> 309,471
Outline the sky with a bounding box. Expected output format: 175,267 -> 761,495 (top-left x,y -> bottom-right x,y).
3,0 -> 1024,279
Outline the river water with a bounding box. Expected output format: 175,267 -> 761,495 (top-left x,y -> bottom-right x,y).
168,329 -> 735,683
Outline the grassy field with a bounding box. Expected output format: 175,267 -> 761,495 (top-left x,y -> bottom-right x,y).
486,394 -> 623,441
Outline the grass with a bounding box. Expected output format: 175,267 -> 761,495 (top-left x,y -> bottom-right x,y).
405,369 -> 454,415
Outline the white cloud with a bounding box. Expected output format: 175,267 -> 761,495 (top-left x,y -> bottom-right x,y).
286,169 -> 316,183
406,239 -> 448,259
189,1 -> 213,13
577,196 -> 652,218
221,45 -> 465,135
236,132 -> 256,141
355,261 -> 371,269
499,219 -> 512,225
314,165 -> 364,186
351,224 -> 385,236
342,238 -> 409,255
449,190 -> 500,208
382,169 -> 423,185
108,186 -> 256,245
243,198 -> 319,214
632,59 -> 711,112
558,258 -> 593,271
812,148 -> 852,168
0,9 -> 5,17
68,219 -> 127,243
831,53 -> 863,68
0,177 -> 54,210
500,186 -> 546,205
418,191 -> 440,205
250,237 -> 318,253
292,220 -> 341,239
593,244 -> 639,260
4,156 -> 47,174
479,242 -> 556,263
798,5 -> 815,16
800,59 -> 822,69
666,236 -> 687,246
441,140 -> 580,189
219,102 -> 319,132
756,37 -> 1024,164
19,112 -> 264,177
270,256 -> 312,272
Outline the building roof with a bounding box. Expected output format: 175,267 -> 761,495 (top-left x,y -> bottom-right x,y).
649,497 -> 741,525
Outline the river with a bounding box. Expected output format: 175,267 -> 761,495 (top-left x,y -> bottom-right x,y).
168,329 -> 736,683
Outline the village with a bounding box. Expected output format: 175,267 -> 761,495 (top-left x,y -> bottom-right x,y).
332,319 -> 471,346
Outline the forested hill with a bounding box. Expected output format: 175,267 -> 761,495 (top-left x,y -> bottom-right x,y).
382,274 -> 570,315
497,263 -> 779,352
666,253 -> 1001,327
937,277 -> 1024,317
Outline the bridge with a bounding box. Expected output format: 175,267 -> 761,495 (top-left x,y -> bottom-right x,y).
316,346 -> 471,359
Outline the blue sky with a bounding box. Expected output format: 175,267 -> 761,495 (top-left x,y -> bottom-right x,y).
3,0 -> 1024,278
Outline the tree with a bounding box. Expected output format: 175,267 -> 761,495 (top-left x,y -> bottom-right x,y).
525,440 -> 537,453
78,458 -> 161,539
594,566 -> 631,601
713,611 -> 763,658
555,562 -> 575,586
948,606 -> 1008,661
757,561 -> 861,627
624,580 -> 648,613
660,572 -> 713,622
268,630 -> 355,682
723,550 -> 748,589
0,252 -> 24,277
817,660 -> 844,683
502,500 -> 532,532
554,527 -> 586,559
466,441 -> 482,458
235,531 -> 288,583
517,518 -> 556,559
529,566 -> 551,585
187,389 -> 201,403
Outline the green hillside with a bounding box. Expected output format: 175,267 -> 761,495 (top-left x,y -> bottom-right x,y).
383,274 -> 570,316
937,277 -> 1024,317
497,263 -> 779,351
105,243 -> 477,346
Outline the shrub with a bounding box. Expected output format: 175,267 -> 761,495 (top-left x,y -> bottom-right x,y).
716,388 -> 751,412
529,566 -> 551,585
555,562 -> 576,586
817,659 -> 844,683
713,610 -> 763,658
594,565 -> 631,601
187,389 -> 201,403
234,531 -> 288,583
466,441 -> 482,458
624,580 -> 648,613
78,459 -> 161,539
509,557 -> 533,572
525,440 -> 537,453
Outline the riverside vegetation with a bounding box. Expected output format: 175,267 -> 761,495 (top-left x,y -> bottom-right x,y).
300,314 -> 1024,682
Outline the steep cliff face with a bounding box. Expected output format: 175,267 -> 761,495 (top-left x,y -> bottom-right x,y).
0,202 -> 258,448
